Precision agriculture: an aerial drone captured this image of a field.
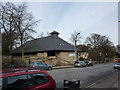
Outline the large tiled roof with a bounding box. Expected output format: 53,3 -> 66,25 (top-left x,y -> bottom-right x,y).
13,35 -> 75,54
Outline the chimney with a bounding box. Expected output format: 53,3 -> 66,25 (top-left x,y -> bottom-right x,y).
50,31 -> 60,37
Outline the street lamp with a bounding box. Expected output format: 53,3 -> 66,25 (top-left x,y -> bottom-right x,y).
74,33 -> 80,60
118,21 -> 120,54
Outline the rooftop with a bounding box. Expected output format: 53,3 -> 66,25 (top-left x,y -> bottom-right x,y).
13,31 -> 75,54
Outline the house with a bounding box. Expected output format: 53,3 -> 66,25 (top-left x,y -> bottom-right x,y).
12,31 -> 79,66
79,52 -> 89,59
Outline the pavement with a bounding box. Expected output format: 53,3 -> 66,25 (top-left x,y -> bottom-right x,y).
52,65 -> 73,69
52,62 -> 110,69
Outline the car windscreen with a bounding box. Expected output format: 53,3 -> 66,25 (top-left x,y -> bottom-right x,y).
31,62 -> 38,66
116,63 -> 120,65
40,62 -> 46,65
1,72 -> 49,90
75,61 -> 79,63
80,61 -> 84,63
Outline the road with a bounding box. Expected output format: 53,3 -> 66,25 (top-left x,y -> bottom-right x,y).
48,62 -> 119,89
89,69 -> 119,89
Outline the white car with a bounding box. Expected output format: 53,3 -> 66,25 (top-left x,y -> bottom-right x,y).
114,63 -> 120,69
74,60 -> 86,67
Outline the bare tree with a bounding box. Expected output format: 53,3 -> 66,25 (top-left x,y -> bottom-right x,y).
37,32 -> 50,38
1,2 -> 40,57
85,33 -> 113,48
46,32 -> 50,36
38,32 -> 44,38
70,30 -> 81,46
85,33 -> 101,48
85,33 -> 115,63
70,30 -> 82,59
13,3 -> 40,58
1,2 -> 18,54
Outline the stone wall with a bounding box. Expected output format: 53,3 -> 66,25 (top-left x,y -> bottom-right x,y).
37,52 -> 47,58
28,55 -> 58,66
54,52 -> 75,65
2,56 -> 29,68
2,51 -> 75,68
58,52 -> 75,61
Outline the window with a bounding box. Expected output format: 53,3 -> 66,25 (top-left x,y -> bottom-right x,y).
2,74 -> 27,90
47,51 -> 56,56
2,73 -> 49,90
28,73 -> 49,85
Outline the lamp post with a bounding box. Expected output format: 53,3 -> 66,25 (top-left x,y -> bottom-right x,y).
118,21 -> 120,54
74,33 -> 80,60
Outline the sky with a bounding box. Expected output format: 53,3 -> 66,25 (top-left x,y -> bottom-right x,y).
24,2 -> 118,45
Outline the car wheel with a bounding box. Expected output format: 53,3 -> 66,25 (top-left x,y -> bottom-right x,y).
49,67 -> 52,70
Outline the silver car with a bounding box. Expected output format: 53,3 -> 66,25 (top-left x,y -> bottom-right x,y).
114,63 -> 120,69
74,60 -> 86,67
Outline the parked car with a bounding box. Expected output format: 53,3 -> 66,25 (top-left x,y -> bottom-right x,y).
0,67 -> 56,90
114,58 -> 120,63
74,60 -> 86,67
29,62 -> 52,70
85,61 -> 93,66
114,63 -> 120,69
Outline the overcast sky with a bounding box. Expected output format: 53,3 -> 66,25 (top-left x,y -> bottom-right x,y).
25,2 -> 118,45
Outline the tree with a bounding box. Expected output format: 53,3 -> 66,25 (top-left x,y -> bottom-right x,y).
85,33 -> 115,63
70,30 -> 81,45
77,44 -> 90,52
117,44 -> 120,53
1,2 -> 40,57
70,30 -> 82,59
85,33 -> 101,48
13,3 -> 40,58
37,32 -> 50,38
1,2 -> 19,55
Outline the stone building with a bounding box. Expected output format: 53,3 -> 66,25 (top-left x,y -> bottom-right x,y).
12,31 -> 77,66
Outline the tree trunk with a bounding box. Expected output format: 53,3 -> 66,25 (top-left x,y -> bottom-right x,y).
21,34 -> 24,58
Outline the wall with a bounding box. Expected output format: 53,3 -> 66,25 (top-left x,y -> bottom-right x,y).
37,52 -> 47,58
36,52 -> 75,65
57,52 -> 75,65
2,51 -> 75,68
2,56 -> 29,68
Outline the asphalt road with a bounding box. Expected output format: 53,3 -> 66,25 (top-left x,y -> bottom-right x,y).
89,69 -> 119,89
48,62 -> 118,89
